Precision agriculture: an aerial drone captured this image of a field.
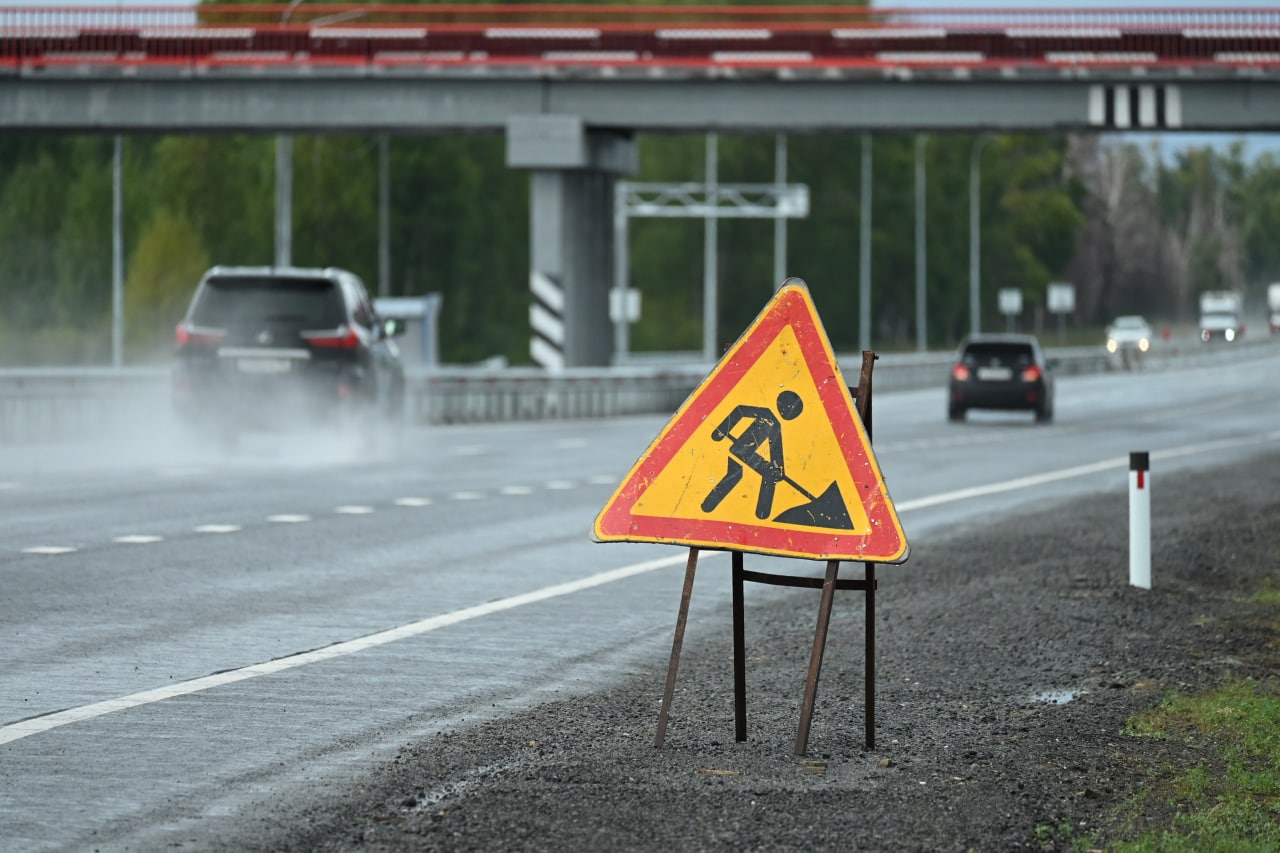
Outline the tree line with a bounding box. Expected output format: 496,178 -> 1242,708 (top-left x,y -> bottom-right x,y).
1,128 -> 1276,366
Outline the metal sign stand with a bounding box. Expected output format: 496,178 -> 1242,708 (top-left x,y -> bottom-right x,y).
655,352 -> 881,755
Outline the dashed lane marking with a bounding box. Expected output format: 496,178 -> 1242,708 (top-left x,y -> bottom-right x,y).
21,546 -> 77,555
545,481 -> 574,490
588,475 -> 617,485
113,535 -> 163,544
500,486 -> 533,496
451,491 -> 484,501
334,506 -> 375,515
266,514 -> 311,524
393,497 -> 432,507
195,524 -> 241,534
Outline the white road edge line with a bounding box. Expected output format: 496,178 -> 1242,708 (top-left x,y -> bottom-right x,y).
0,551 -> 705,746
3,429 -> 1276,746
895,430 -> 1280,512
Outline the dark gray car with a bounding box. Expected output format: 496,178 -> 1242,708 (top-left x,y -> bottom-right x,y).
947,334 -> 1054,423
173,266 -> 406,439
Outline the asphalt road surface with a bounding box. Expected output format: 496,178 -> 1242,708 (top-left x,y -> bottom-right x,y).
2,344 -> 1279,851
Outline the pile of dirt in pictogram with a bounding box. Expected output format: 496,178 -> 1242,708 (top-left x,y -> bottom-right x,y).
261,451 -> 1280,852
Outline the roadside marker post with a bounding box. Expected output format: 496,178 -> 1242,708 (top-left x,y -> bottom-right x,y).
1129,451 -> 1151,589
593,279 -> 909,754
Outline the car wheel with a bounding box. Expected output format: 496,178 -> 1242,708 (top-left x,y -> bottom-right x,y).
948,405 -> 965,423
1035,402 -> 1053,424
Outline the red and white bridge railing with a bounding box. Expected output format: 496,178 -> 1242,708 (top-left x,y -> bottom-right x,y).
2,4 -> 1280,71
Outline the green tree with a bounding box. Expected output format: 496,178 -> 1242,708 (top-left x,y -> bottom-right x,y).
980,135 -> 1084,333
386,135 -> 529,364
124,208 -> 210,362
0,146 -> 67,329
141,135 -> 275,267
1240,153 -> 1280,286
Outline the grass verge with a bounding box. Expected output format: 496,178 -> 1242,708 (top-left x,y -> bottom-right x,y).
1105,679 -> 1280,852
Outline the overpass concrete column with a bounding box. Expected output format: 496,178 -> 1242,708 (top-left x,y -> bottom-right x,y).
508,115 -> 636,369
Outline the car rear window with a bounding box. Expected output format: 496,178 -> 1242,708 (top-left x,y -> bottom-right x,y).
960,342 -> 1034,366
189,277 -> 347,329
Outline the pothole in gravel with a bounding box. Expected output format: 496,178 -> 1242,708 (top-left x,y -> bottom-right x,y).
1033,688 -> 1081,705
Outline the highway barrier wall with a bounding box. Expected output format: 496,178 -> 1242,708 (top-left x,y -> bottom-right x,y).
0,338 -> 1274,443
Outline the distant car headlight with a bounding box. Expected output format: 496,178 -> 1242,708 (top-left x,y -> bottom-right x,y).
1106,339 -> 1118,353
1138,338 -> 1149,352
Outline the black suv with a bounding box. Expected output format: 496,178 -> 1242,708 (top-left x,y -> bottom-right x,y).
947,334 -> 1055,423
173,266 -> 406,437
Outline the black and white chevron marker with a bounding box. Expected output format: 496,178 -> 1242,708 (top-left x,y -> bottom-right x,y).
529,271 -> 566,371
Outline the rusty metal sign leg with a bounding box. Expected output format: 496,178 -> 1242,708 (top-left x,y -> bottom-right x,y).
795,559 -> 841,755
732,550 -> 747,742
655,547 -> 700,748
865,561 -> 876,751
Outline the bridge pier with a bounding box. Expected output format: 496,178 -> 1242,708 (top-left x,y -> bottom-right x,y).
508,115 -> 636,369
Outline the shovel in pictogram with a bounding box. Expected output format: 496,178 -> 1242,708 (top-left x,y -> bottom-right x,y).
773,475 -> 854,530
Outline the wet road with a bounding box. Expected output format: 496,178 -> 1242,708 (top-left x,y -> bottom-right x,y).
3,346 -> 1279,850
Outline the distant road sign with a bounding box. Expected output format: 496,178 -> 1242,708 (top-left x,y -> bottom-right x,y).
1047,282 -> 1075,314
999,288 -> 1023,316
593,282 -> 908,563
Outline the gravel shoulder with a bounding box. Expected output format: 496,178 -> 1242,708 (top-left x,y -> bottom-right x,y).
259,450 -> 1280,852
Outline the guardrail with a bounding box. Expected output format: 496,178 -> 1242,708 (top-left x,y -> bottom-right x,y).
0,337 -> 1273,443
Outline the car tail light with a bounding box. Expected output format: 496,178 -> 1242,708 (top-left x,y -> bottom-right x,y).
951,364 -> 971,381
304,326 -> 360,349
175,322 -> 225,346
1020,365 -> 1042,382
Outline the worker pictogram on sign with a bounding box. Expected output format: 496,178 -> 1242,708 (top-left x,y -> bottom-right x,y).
593,281 -> 907,563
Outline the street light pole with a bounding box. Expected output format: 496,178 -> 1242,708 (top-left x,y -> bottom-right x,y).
773,132 -> 787,291
969,135 -> 993,337
914,134 -> 928,352
111,135 -> 123,367
275,2 -> 301,268
378,133 -> 390,297
858,133 -> 872,353
702,133 -> 719,362
274,135 -> 292,267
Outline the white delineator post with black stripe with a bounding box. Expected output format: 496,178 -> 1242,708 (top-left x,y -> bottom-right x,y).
1129,451 -> 1151,589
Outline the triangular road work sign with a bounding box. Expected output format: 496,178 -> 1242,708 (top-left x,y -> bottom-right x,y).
593,281 -> 909,563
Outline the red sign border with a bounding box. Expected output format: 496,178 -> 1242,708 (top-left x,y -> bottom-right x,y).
593,284 -> 909,563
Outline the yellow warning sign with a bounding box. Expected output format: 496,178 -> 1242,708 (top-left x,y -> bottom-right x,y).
593,281 -> 908,563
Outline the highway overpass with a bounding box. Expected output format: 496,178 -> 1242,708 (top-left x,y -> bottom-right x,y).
4,4 -> 1279,365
